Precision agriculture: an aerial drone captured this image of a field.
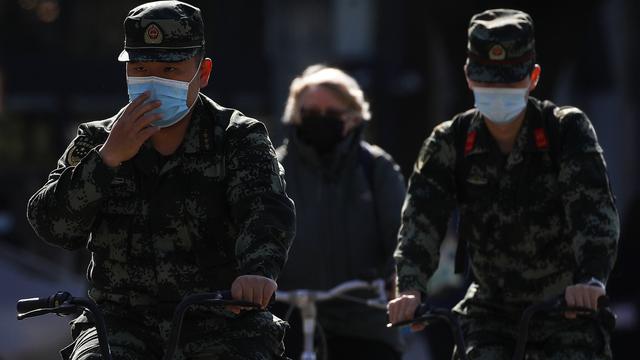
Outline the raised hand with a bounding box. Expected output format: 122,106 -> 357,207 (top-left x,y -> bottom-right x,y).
99,92 -> 162,167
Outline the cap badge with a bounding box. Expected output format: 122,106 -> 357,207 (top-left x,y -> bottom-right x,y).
144,24 -> 163,44
489,44 -> 506,60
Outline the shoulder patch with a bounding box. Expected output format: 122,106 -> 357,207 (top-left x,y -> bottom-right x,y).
361,141 -> 385,158
553,106 -> 582,119
66,140 -> 94,166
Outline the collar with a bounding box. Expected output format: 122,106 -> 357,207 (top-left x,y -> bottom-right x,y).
463,98 -> 549,169
182,94 -> 214,155
287,124 -> 364,175
463,111 -> 492,157
130,94 -> 219,177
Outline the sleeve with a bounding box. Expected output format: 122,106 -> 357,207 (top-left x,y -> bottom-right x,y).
26,124 -> 116,250
225,117 -> 296,280
371,151 -> 406,277
394,122 -> 457,295
558,110 -> 619,284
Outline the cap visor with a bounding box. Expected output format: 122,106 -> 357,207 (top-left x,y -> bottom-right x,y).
466,60 -> 533,84
117,48 -> 201,62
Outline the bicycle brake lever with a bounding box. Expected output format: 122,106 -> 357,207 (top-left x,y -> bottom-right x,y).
17,308 -> 54,320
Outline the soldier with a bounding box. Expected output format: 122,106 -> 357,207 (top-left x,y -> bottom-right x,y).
26,1 -> 295,359
387,9 -> 619,360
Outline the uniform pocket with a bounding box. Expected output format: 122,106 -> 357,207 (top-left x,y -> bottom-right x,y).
103,177 -> 138,216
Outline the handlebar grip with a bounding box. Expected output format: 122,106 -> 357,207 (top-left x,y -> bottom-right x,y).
17,291 -> 71,315
219,289 -> 276,306
414,303 -> 431,318
17,297 -> 53,315
597,295 -> 610,309
217,290 -> 232,300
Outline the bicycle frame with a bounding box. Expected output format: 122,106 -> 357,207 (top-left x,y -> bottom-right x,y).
17,290 -> 261,360
275,279 -> 387,360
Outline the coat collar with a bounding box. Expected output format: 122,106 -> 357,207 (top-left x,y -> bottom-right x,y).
129,94 -> 223,177
463,97 -> 550,169
286,124 -> 365,178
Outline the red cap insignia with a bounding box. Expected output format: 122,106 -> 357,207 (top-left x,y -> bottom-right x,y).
144,24 -> 163,44
489,44 -> 506,61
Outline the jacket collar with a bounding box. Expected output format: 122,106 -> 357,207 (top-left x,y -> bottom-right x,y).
287,124 -> 364,177
130,94 -> 222,177
464,97 -> 549,169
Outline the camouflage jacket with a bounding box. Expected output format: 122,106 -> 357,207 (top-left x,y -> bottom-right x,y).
27,94 -> 296,306
395,97 -> 619,303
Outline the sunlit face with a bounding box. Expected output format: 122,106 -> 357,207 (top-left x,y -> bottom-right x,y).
126,56 -> 211,107
296,85 -> 360,136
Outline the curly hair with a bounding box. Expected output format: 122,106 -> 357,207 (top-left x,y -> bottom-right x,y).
282,64 -> 371,124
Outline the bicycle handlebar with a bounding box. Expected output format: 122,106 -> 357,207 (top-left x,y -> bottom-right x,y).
276,279 -> 387,309
17,290 -> 265,360
387,295 -> 614,360
511,295 -> 613,360
17,291 -> 73,319
163,291 -> 264,360
17,291 -> 112,360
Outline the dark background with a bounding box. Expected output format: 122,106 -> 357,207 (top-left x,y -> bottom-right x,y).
0,0 -> 638,359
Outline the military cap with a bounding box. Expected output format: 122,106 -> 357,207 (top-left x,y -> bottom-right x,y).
465,9 -> 535,83
118,1 -> 205,62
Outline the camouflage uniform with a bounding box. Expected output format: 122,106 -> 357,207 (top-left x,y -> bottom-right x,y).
394,9 -> 619,360
26,2 -> 295,359
27,94 -> 295,359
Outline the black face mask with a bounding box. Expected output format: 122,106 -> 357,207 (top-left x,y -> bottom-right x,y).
296,114 -> 345,154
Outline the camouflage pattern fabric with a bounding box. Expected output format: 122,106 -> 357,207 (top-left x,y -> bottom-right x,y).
394,97 -> 618,357
27,94 -> 295,359
62,305 -> 287,360
450,284 -> 613,360
118,1 -> 206,62
465,9 -> 536,83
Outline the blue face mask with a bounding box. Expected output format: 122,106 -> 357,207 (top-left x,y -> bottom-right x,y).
126,62 -> 201,128
472,86 -> 529,124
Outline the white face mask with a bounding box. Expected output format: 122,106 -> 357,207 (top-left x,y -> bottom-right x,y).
472,86 -> 529,124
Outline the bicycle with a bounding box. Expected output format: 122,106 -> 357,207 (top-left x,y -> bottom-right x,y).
275,279 -> 388,360
17,290 -> 263,360
388,295 -> 616,360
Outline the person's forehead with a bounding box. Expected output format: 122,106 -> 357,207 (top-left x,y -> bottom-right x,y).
127,59 -> 193,66
469,75 -> 530,87
301,85 -> 347,105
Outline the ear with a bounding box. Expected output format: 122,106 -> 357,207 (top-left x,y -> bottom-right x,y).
199,58 -> 213,88
529,64 -> 541,91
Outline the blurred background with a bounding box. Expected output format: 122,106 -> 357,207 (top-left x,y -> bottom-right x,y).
0,0 -> 638,359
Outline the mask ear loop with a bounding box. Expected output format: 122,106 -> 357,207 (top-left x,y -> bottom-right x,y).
185,59 -> 204,110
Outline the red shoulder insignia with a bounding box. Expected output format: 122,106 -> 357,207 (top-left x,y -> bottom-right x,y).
534,128 -> 549,149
